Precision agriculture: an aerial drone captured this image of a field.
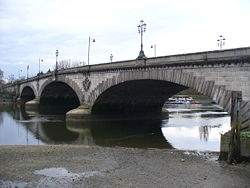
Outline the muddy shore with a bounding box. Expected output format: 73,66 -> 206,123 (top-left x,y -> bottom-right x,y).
0,145 -> 249,188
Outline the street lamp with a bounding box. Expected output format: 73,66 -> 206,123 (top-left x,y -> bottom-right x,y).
18,69 -> 22,79
39,58 -> 43,75
110,54 -> 113,63
217,35 -> 226,50
88,37 -> 95,66
38,58 -> 43,75
151,44 -> 156,57
27,65 -> 29,79
137,20 -> 147,59
55,49 -> 59,71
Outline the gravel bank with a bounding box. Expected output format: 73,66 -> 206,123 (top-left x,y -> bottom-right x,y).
0,145 -> 249,188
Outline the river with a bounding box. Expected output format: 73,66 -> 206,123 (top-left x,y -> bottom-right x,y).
0,103 -> 230,151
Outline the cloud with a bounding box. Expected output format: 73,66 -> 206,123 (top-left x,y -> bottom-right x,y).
0,0 -> 250,78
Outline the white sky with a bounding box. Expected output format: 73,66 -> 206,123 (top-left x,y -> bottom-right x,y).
0,0 -> 250,79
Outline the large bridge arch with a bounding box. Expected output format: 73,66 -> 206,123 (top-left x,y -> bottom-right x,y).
91,79 -> 187,114
89,69 -> 234,115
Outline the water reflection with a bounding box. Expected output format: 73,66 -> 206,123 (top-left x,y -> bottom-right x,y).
0,103 -> 231,151
199,126 -> 210,141
161,104 -> 230,151
199,124 -> 222,142
0,105 -> 172,148
66,120 -> 173,148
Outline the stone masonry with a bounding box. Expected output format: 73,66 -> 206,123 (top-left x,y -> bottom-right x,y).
3,47 -> 250,130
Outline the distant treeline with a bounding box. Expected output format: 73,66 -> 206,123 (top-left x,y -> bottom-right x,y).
177,89 -> 210,99
0,93 -> 15,99
177,88 -> 200,95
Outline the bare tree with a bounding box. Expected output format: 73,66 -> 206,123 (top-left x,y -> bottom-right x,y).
0,69 -> 4,85
0,69 -> 3,79
0,69 -> 4,92
56,59 -> 85,70
71,60 -> 85,68
57,59 -> 71,70
8,74 -> 15,83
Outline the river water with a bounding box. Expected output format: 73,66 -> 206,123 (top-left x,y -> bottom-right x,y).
0,103 -> 230,151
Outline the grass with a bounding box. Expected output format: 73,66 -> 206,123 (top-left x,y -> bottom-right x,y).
177,89 -> 211,100
241,132 -> 250,138
0,93 -> 15,99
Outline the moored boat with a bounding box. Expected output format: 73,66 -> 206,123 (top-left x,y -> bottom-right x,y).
165,95 -> 200,104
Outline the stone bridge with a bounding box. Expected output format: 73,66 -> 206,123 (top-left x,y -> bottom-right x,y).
3,47 -> 250,130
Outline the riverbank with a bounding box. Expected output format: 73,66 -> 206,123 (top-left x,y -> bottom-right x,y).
0,145 -> 249,188
0,93 -> 14,105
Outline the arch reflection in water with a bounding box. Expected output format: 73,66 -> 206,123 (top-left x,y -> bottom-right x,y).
20,110 -> 80,145
66,119 -> 173,149
0,103 -> 230,151
2,105 -> 172,148
2,106 -> 79,145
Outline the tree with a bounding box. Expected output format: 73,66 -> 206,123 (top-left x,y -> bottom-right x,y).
37,71 -> 44,76
17,76 -> 25,80
57,59 -> 71,70
0,69 -> 4,85
71,60 -> 85,67
55,59 -> 85,70
0,69 -> 3,79
8,74 -> 15,83
0,69 -> 4,92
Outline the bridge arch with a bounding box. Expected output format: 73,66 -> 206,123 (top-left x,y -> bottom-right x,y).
39,80 -> 80,111
89,68 -> 233,115
20,85 -> 36,103
91,79 -> 187,114
38,76 -> 83,103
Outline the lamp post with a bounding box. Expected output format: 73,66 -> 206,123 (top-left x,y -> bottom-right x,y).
88,37 -> 95,67
18,69 -> 22,79
137,20 -> 147,59
55,49 -> 59,71
217,35 -> 226,50
110,54 -> 113,63
151,44 -> 156,57
39,58 -> 43,75
27,65 -> 29,79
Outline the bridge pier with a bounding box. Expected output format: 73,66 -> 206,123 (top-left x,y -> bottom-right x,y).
16,97 -> 23,105
66,104 -> 91,121
25,98 -> 40,110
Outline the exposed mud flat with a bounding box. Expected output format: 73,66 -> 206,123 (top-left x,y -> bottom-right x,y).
0,145 -> 249,188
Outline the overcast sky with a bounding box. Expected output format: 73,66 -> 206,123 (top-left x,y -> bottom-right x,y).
0,0 -> 250,79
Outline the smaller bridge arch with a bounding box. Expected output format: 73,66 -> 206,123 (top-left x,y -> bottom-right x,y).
39,80 -> 81,112
20,85 -> 37,103
38,76 -> 84,104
